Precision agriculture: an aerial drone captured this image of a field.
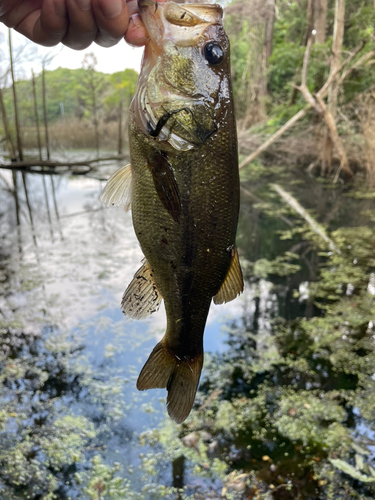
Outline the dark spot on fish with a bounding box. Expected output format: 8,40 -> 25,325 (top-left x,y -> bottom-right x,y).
161,237 -> 169,245
146,121 -> 154,135
196,122 -> 218,143
180,11 -> 186,19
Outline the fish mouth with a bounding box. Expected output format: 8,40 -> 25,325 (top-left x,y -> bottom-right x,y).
137,0 -> 223,46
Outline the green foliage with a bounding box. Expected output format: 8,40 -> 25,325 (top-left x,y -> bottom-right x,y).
0,65 -> 138,134
225,0 -> 375,132
345,1 -> 375,48
268,42 -> 331,105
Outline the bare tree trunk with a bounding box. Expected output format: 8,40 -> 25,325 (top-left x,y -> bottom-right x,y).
304,0 -> 314,45
330,0 -> 345,114
0,87 -> 16,159
31,70 -> 43,160
259,0 -> 276,98
290,0 -> 314,105
118,99 -> 123,155
42,65 -> 50,160
314,94 -> 351,179
264,0 -> 275,61
322,0 -> 345,175
8,29 -> 23,161
314,0 -> 327,44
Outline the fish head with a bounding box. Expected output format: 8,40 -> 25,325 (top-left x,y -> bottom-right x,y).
135,0 -> 232,151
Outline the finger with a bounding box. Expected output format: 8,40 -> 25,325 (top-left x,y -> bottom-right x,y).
7,0 -> 68,47
0,0 -> 41,26
125,13 -> 148,47
62,0 -> 97,50
125,0 -> 167,46
91,0 -> 129,48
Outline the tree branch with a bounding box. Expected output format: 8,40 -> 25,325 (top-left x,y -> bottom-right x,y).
314,93 -> 352,179
239,42 -> 373,171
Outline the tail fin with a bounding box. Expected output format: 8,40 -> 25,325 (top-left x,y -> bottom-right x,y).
137,342 -> 203,424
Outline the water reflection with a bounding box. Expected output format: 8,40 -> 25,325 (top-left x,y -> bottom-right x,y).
0,158 -> 375,499
0,157 -> 249,499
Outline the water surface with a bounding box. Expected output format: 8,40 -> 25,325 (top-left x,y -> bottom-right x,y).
0,153 -> 374,499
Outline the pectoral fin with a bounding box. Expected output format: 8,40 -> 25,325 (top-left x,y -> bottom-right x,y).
99,164 -> 132,211
148,152 -> 181,223
213,246 -> 244,305
122,259 -> 162,319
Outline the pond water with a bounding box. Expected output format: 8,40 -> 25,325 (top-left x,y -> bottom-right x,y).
0,152 -> 375,499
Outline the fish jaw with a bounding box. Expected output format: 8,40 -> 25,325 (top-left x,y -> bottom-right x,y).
138,0 -> 223,46
134,0 -> 228,151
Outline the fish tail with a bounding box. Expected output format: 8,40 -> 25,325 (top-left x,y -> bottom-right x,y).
137,341 -> 203,424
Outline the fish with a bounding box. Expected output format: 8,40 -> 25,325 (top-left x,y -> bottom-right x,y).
100,0 -> 243,423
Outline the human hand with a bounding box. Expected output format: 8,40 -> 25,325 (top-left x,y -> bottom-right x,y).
0,0 -> 153,50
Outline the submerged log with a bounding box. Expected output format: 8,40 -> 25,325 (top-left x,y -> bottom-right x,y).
0,155 -> 128,175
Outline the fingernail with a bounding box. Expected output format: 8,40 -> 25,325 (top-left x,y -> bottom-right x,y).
100,0 -> 123,18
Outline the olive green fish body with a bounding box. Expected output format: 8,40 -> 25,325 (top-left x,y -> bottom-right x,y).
130,110 -> 239,356
100,0 -> 243,423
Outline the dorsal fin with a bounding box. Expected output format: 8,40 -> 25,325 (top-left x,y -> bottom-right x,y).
213,246 -> 244,305
122,259 -> 163,319
99,164 -> 132,211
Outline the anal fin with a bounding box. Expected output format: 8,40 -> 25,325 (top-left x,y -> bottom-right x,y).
137,341 -> 203,424
122,259 -> 162,319
99,163 -> 132,211
213,246 -> 244,305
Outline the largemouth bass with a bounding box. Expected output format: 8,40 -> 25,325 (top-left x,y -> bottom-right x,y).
100,0 -> 243,423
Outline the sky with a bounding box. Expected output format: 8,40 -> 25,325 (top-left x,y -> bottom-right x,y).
0,24 -> 143,80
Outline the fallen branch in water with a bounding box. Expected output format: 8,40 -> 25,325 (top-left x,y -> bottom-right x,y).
271,183 -> 340,253
240,185 -> 293,227
0,154 -> 127,172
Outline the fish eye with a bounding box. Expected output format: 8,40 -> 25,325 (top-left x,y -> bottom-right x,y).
203,42 -> 224,66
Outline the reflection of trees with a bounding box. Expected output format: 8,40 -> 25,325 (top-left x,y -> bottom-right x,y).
189,219 -> 375,498
148,178 -> 375,499
0,197 -> 129,499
